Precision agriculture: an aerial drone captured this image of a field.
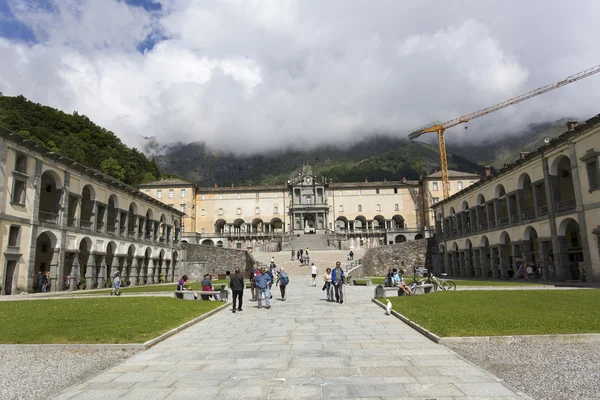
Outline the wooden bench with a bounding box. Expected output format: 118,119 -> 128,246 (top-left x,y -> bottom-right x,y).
351,278 -> 372,286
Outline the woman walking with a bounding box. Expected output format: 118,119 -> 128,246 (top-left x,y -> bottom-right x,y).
323,268 -> 333,301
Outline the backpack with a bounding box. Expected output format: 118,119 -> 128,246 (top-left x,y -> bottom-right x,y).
280,273 -> 289,286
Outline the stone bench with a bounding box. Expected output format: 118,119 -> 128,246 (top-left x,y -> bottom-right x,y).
173,290 -> 195,300
174,289 -> 229,301
352,278 -> 372,286
374,285 -> 401,298
412,283 -> 434,295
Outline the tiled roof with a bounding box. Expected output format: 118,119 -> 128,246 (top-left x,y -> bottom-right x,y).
426,170 -> 481,178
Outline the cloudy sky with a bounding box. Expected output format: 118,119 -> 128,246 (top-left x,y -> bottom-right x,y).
1,0 -> 599,154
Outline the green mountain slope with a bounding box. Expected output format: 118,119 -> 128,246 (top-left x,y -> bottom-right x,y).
153,137 -> 482,186
0,94 -> 161,185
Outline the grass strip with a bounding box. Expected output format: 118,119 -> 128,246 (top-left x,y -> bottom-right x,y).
368,277 -> 545,286
384,290 -> 600,336
0,297 -> 223,344
72,279 -> 230,295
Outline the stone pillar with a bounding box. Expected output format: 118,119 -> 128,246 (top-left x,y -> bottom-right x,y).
515,192 -> 523,223
475,206 -> 482,229
472,248 -> 481,277
165,260 -> 171,283
493,200 -> 500,227
498,245 -> 510,279
486,203 -> 493,228
49,249 -> 60,292
556,236 -> 571,280
90,201 -> 98,232
85,254 -> 95,289
480,248 -> 490,278
451,251 -> 459,277
532,184 -> 540,218
102,205 -> 108,234
97,255 -> 107,288
538,241 -> 551,280
139,217 -> 146,239
131,258 -> 141,286
148,258 -> 156,284
118,257 -> 127,281
464,250 -> 473,277
459,251 -> 466,277
490,246 -> 500,278
70,255 -> 79,291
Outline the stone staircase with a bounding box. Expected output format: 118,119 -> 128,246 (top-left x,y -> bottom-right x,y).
282,232 -> 337,251
253,249 -> 363,276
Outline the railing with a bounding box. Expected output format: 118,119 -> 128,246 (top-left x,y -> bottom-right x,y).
510,214 -> 519,223
120,226 -> 127,236
67,217 -> 77,228
479,222 -> 488,230
80,220 -> 93,231
128,230 -> 137,238
490,220 -> 496,228
522,209 -> 536,219
558,198 -> 576,212
539,205 -> 548,216
107,225 -> 116,234
159,236 -> 165,243
499,216 -> 509,226
96,221 -> 104,232
39,210 -> 59,225
145,234 -> 152,241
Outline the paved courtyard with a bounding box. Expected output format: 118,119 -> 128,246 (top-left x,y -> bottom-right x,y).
53,280 -> 527,399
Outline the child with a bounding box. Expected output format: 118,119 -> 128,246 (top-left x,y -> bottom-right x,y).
111,271 -> 121,296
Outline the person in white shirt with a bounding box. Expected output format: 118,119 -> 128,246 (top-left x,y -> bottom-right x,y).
310,263 -> 318,286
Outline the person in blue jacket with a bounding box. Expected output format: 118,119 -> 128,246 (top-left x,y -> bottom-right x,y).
255,267 -> 272,309
330,262 -> 346,304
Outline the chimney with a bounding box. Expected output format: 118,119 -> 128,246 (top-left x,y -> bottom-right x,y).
520,152 -> 529,159
402,176 -> 406,183
364,178 -> 368,183
383,177 -> 387,182
214,183 -> 218,188
231,183 -> 234,188
248,183 -> 252,187
567,121 -> 578,131
485,166 -> 491,177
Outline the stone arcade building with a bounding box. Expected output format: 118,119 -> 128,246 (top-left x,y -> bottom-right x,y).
432,116 -> 600,282
141,166 -> 480,251
0,126 -> 185,295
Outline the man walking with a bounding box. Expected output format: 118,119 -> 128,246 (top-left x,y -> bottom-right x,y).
331,261 -> 345,304
229,267 -> 244,313
255,267 -> 272,309
277,267 -> 290,300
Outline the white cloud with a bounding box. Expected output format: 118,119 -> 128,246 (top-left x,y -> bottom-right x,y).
1,0 -> 599,153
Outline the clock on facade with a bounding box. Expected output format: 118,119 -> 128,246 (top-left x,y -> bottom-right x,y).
304,177 -> 312,185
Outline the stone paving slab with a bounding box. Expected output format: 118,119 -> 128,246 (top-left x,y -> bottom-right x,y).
53,281 -> 528,399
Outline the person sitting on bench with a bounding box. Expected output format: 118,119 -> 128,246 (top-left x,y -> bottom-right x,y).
393,269 -> 413,296
201,274 -> 219,300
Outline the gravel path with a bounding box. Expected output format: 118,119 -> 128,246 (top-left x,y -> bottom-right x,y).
447,342 -> 600,400
0,348 -> 137,400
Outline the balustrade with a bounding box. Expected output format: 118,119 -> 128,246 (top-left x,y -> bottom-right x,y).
80,220 -> 93,231
39,210 -> 59,225
558,198 -> 575,212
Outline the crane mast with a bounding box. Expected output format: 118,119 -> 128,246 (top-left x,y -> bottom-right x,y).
408,63 -> 600,199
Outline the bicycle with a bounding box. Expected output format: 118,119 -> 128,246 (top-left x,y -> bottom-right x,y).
426,273 -> 456,292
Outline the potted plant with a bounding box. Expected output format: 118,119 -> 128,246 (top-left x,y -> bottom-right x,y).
79,281 -> 87,290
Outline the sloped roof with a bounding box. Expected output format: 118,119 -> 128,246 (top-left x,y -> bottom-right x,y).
426,170 -> 481,179
139,178 -> 198,188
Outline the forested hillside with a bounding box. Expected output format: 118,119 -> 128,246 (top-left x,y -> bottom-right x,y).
0,94 -> 161,185
153,137 -> 482,186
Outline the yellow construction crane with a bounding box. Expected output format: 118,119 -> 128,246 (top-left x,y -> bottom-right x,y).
408,64 -> 600,199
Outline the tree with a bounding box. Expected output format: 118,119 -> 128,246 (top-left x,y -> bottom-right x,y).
100,158 -> 126,181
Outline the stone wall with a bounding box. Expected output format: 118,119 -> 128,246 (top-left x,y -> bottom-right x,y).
179,243 -> 257,282
361,239 -> 434,276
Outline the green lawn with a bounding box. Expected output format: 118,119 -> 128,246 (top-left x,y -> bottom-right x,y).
368,276 -> 545,287
384,290 -> 600,337
74,280 -> 230,295
0,297 -> 224,344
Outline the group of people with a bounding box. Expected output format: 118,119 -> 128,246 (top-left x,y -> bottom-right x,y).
291,248 -> 311,266
384,268 -> 413,296
320,262 -> 346,303
249,264 -> 290,309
